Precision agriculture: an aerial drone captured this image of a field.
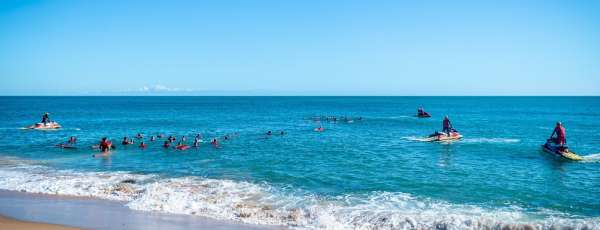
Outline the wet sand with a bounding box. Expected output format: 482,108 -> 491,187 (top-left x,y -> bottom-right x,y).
0,190 -> 281,230
0,215 -> 79,230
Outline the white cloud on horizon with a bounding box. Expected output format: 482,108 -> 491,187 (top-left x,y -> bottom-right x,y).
137,85 -> 194,92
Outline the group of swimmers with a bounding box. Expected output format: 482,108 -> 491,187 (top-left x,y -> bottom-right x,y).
116,133 -> 229,152
61,129 -> 292,153
66,133 -> 239,153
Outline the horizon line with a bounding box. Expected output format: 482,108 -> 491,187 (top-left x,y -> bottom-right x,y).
1,95 -> 598,97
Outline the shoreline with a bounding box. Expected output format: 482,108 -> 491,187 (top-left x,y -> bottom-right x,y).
0,215 -> 79,230
0,189 -> 282,230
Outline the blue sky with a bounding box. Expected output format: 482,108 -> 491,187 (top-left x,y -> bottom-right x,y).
0,0 -> 599,95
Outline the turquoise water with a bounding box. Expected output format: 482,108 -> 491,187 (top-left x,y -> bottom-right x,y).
0,96 -> 599,228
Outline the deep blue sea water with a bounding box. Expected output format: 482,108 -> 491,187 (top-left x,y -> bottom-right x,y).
0,96 -> 599,229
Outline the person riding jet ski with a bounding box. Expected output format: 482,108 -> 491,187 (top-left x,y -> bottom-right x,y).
549,122 -> 566,146
417,106 -> 431,117
41,112 -> 50,125
442,115 -> 453,136
545,121 -> 568,151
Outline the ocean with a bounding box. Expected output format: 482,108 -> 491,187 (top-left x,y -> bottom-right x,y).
0,96 -> 598,229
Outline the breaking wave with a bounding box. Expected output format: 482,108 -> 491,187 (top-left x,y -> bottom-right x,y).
0,157 -> 597,229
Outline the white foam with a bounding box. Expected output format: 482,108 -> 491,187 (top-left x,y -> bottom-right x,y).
0,159 -> 597,229
461,138 -> 521,144
401,136 -> 430,142
582,153 -> 600,163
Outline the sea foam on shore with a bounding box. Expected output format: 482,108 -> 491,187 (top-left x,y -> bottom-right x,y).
0,157 -> 597,230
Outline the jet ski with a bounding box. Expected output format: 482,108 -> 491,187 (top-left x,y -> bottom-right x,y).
542,139 -> 582,161
25,121 -> 61,130
425,130 -> 462,142
416,112 -> 431,118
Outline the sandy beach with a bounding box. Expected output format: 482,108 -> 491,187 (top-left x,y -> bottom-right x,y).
0,215 -> 79,230
0,190 -> 280,230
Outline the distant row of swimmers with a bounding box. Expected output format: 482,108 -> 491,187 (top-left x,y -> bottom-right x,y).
310,116 -> 363,123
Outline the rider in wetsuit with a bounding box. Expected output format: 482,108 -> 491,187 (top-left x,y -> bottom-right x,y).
41,112 -> 50,125
442,116 -> 453,136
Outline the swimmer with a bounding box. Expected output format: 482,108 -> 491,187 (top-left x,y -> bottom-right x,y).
122,137 -> 134,145
99,137 -> 112,152
175,141 -> 189,150
139,141 -> 147,149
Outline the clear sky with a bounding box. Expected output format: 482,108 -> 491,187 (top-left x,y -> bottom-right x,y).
1,0 -> 599,96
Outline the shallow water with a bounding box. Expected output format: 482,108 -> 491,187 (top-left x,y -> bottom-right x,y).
0,96 -> 599,229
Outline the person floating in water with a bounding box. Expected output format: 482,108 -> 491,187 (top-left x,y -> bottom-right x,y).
150,136 -> 156,142
136,133 -> 144,139
68,136 -> 77,144
122,137 -> 134,145
99,137 -> 111,152
266,131 -> 272,135
550,121 -> 567,146
442,115 -> 453,136
163,141 -> 170,148
175,141 -> 186,149
210,138 -> 219,146
181,136 -> 186,142
41,112 -> 50,125
139,141 -> 147,149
